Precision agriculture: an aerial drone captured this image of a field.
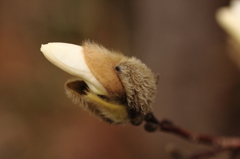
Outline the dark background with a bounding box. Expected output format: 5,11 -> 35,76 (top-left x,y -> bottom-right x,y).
0,0 -> 239,158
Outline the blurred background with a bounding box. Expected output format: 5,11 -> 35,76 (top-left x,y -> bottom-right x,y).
0,0 -> 239,158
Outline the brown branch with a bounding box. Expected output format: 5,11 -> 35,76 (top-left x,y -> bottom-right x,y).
143,112 -> 240,159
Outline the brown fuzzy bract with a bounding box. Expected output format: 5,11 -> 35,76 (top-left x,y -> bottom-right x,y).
65,79 -> 117,124
82,41 -> 125,98
116,57 -> 157,114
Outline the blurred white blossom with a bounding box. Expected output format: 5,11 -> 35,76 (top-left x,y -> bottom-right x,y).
217,0 -> 240,45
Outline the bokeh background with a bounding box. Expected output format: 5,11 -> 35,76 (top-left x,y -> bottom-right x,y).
0,0 -> 239,158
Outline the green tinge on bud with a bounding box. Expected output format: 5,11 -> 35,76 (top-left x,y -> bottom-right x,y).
40,42 -> 108,95
216,0 -> 240,45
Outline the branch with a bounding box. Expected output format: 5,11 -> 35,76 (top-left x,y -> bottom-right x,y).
143,112 -> 240,159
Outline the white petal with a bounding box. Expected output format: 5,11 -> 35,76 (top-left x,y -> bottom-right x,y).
216,0 -> 240,44
41,42 -> 108,95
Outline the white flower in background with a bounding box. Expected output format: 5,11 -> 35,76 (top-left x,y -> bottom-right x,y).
216,0 -> 240,45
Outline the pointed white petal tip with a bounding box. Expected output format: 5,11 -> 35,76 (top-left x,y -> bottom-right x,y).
41,43 -> 85,74
40,42 -> 108,95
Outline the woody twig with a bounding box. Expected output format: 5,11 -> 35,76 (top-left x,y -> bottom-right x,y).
144,112 -> 240,159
